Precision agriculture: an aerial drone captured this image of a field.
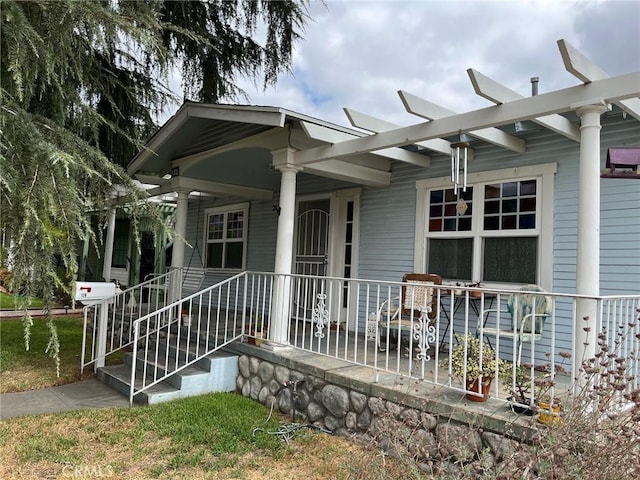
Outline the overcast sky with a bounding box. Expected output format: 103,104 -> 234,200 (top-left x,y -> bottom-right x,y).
220,0 -> 639,129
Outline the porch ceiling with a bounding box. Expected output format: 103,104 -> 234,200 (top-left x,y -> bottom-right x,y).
127,103 -> 411,191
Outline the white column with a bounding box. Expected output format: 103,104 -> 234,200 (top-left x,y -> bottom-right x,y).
574,103 -> 609,378
170,189 -> 190,302
102,208 -> 116,282
270,149 -> 301,346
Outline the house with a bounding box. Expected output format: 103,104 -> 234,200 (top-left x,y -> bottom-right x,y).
86,39 -> 639,410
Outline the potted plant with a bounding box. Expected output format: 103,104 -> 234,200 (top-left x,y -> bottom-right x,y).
467,280 -> 483,298
499,352 -> 570,423
499,364 -> 536,415
442,334 -> 508,402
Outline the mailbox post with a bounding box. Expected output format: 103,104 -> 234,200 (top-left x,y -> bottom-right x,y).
75,282 -> 116,370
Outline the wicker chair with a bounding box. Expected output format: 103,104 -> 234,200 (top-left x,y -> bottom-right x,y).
376,273 -> 442,352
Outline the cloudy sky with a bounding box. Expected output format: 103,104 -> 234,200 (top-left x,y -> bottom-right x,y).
219,0 -> 639,129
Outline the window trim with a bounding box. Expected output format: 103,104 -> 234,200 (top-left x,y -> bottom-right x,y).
414,163 -> 556,289
203,202 -> 249,271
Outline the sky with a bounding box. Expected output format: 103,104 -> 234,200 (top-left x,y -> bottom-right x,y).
167,0 -> 640,129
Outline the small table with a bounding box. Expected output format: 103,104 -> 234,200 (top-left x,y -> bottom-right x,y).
438,292 -> 496,350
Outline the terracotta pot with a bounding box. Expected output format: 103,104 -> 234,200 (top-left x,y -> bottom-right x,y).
465,376 -> 493,402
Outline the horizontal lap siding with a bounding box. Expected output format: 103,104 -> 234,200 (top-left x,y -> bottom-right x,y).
599,115 -> 639,295
182,196 -> 278,291
358,162 -> 417,281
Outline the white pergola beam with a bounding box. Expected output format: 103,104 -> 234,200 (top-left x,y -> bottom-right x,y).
146,176 -> 274,201
134,174 -> 170,186
467,68 -> 581,142
343,108 -> 452,155
306,159 -> 390,186
301,121 -> 430,167
558,39 -> 640,120
399,90 -> 527,153
293,72 -> 640,166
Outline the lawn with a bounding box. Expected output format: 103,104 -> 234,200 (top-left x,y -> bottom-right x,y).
0,392 -> 416,479
0,316 -> 420,479
0,316 -> 87,393
0,291 -> 45,310
0,315 -> 420,478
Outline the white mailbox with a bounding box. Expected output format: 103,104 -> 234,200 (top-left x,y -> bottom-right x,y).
75,281 -> 116,305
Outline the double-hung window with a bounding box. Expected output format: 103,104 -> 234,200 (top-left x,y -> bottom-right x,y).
415,163 -> 556,287
204,203 -> 248,270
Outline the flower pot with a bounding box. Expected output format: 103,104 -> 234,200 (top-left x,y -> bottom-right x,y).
465,376 -> 493,402
253,330 -> 266,346
538,400 -> 561,425
508,396 -> 535,416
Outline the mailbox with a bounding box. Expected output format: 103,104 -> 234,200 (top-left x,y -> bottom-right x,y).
75,281 -> 117,305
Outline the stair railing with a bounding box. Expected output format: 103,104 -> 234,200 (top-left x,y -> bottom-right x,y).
80,268 -> 181,374
128,271 -> 270,405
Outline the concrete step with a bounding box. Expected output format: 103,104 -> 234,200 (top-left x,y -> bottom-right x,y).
97,364 -> 182,405
97,338 -> 239,405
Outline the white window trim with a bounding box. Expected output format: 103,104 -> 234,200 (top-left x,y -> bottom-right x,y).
203,202 -> 249,271
414,163 -> 557,289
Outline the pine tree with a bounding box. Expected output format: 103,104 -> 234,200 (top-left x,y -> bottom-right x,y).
0,0 -> 309,372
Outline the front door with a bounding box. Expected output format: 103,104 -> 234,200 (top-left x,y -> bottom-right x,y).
294,198 -> 330,320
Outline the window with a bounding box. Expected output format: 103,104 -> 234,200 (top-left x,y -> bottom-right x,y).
112,219 -> 130,268
415,164 -> 556,287
204,203 -> 248,270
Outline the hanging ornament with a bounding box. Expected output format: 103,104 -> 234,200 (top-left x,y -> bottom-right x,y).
456,198 -> 468,216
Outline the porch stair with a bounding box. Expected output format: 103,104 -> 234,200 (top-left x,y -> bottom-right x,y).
97,331 -> 239,405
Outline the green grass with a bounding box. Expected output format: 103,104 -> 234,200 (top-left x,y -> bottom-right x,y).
0,393 -> 294,478
0,316 -> 85,392
0,291 -> 45,310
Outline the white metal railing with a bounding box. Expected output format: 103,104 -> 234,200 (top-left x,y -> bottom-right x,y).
84,267 -> 638,411
80,268 -> 181,373
281,274 -> 640,409
128,271 -> 260,405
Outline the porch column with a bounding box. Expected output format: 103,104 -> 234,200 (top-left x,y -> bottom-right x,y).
271,148 -> 301,346
102,208 -> 116,282
574,102 -> 609,378
170,189 -> 190,301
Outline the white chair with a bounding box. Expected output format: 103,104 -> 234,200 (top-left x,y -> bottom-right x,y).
477,285 -> 553,365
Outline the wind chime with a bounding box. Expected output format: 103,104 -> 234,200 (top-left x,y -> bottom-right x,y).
450,140 -> 470,194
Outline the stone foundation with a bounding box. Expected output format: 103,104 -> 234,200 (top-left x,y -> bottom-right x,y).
236,354 -> 530,476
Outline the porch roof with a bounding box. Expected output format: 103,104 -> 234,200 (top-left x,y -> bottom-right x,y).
127,103 -> 431,192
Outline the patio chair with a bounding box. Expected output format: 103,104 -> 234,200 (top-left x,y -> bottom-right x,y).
477,285 -> 553,365
375,273 -> 442,352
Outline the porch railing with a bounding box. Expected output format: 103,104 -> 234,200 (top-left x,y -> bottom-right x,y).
84,268 -> 638,410
80,268 -> 181,373
278,274 -> 640,408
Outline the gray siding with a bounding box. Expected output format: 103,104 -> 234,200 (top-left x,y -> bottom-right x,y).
180,196 -> 279,290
